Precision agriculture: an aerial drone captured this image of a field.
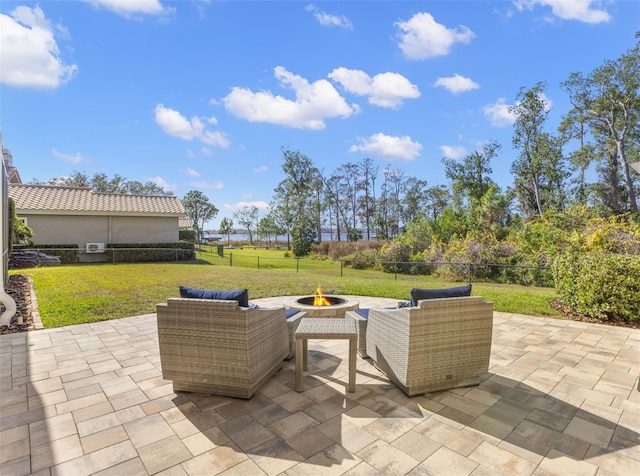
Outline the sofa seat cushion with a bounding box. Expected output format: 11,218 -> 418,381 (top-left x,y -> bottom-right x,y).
410,284 -> 472,306
179,286 -> 250,308
354,308 -> 370,319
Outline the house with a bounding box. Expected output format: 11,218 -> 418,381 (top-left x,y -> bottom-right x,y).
9,184 -> 186,262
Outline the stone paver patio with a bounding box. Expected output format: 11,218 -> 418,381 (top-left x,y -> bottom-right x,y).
1,295 -> 639,475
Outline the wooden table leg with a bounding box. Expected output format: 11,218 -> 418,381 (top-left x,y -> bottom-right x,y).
348,336 -> 356,393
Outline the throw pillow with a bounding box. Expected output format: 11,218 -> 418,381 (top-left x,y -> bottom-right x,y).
410,283 -> 472,306
179,286 -> 250,308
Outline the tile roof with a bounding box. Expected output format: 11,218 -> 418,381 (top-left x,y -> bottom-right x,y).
178,217 -> 192,228
9,184 -> 185,216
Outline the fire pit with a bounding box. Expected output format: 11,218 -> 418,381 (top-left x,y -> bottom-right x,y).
286,286 -> 359,318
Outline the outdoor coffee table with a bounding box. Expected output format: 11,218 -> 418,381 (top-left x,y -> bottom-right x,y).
295,317 -> 357,393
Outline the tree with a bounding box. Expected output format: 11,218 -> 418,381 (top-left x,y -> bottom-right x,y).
218,217 -> 234,245
442,140 -> 499,209
358,158 -> 378,240
33,171 -> 173,196
233,205 -> 260,245
182,190 -> 219,243
510,82 -> 569,218
257,215 -> 283,247
272,148 -> 316,246
561,34 -> 640,213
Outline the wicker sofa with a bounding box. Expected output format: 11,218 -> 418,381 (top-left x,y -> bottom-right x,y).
156,297 -> 289,399
349,296 -> 493,396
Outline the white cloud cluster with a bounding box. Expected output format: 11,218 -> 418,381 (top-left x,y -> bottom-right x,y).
52,148 -> 86,164
0,6 -> 78,89
146,176 -> 177,192
483,91 -> 553,127
328,68 -> 420,109
395,12 -> 475,60
349,133 -> 422,161
305,4 -> 352,29
154,104 -> 230,147
191,181 -> 224,190
181,168 -> 201,177
483,98 -> 515,127
81,0 -> 173,18
223,201 -> 270,212
440,145 -> 468,160
253,166 -> 268,173
514,0 -> 611,24
434,74 -> 479,94
222,67 -> 359,130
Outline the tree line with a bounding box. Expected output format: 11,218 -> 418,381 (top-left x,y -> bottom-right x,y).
32,35 -> 639,255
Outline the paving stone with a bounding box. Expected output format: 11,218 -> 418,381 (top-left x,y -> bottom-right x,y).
1,306 -> 639,475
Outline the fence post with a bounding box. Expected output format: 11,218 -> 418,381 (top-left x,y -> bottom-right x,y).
394,261 -> 398,281
340,259 -> 343,277
296,258 -> 299,273
229,252 -> 233,267
257,256 -> 260,269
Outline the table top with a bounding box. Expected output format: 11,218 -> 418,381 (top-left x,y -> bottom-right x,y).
295,317 -> 356,339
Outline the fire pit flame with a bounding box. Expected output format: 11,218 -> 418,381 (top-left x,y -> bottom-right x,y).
313,285 -> 332,307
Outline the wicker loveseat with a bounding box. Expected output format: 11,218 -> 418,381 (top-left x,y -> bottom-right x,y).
156,297 -> 289,399
354,296 -> 493,396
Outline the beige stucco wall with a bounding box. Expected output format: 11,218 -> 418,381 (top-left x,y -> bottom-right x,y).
24,214 -> 179,246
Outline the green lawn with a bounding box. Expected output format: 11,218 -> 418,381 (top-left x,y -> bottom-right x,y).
15,247 -> 559,328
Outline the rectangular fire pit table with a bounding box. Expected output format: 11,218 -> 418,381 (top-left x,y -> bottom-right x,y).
295,318 -> 357,393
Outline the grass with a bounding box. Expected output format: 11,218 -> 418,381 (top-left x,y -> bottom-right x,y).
14,247 -> 560,328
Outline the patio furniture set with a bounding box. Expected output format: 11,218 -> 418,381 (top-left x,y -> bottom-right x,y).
156,284 -> 493,399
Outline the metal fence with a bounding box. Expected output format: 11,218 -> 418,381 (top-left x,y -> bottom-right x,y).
222,251 -> 554,287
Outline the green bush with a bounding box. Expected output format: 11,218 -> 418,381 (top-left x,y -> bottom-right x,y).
553,251 -> 640,323
106,242 -> 195,263
33,244 -> 79,264
179,229 -> 196,242
379,242 -> 413,274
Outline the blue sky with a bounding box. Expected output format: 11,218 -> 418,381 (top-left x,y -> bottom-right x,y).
1,0 -> 638,230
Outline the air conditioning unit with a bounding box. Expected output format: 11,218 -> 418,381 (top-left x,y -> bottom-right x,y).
86,243 -> 106,254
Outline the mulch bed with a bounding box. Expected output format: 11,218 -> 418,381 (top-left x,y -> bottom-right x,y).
1,274 -> 638,333
0,274 -> 36,334
549,298 -> 640,330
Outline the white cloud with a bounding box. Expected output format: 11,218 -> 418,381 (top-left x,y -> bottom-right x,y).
253,165 -> 268,173
328,68 -> 420,109
395,12 -> 475,60
223,201 -> 270,212
81,0 -> 173,18
146,176 -> 176,192
305,4 -> 353,29
434,74 -> 479,94
349,133 -> 422,161
514,0 -> 611,24
0,6 -> 78,89
181,168 -> 201,177
191,181 -> 224,190
222,66 -> 359,130
154,104 -> 230,147
440,145 -> 468,160
52,148 -> 86,164
186,149 -> 195,159
484,91 -> 552,127
201,147 -> 213,157
483,98 -> 516,127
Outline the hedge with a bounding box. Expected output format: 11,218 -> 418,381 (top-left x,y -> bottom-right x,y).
553,251 -> 640,323
105,242 -> 195,263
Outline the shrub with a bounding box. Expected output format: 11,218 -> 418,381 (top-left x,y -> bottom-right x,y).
553,251 -> 640,323
106,242 -> 195,263
345,248 -> 380,270
379,242 -> 412,274
179,229 -> 196,242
